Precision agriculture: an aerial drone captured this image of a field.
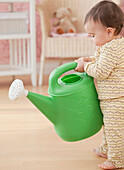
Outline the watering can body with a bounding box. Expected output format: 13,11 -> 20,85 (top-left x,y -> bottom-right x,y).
27,62 -> 103,142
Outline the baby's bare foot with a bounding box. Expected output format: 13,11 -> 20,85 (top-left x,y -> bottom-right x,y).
93,147 -> 107,158
98,160 -> 117,169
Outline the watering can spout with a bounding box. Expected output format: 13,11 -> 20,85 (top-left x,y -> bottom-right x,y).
8,79 -> 56,125
27,91 -> 56,124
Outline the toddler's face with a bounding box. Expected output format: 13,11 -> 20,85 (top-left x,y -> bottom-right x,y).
84,19 -> 110,46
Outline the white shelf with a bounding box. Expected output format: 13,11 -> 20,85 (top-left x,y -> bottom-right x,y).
0,0 -> 32,2
0,34 -> 31,40
0,65 -> 31,76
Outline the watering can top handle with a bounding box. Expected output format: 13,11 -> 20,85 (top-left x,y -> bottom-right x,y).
49,62 -> 77,88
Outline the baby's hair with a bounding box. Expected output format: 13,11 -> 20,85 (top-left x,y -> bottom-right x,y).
84,0 -> 124,35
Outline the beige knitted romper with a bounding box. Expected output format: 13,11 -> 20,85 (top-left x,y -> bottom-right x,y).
84,38 -> 124,168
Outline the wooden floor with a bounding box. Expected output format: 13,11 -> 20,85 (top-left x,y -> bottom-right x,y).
0,76 -> 112,170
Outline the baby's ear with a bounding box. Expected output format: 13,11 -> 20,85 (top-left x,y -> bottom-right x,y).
107,27 -> 115,37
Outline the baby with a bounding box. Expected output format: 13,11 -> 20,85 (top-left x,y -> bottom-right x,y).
75,0 -> 124,169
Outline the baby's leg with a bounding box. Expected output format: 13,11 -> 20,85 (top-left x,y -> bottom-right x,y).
98,160 -> 117,169
93,147 -> 107,158
93,126 -> 108,158
99,98 -> 124,169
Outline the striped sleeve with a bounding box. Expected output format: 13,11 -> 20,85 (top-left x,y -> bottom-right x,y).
84,42 -> 120,80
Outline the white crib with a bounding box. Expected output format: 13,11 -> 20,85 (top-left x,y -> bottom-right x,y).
0,0 -> 36,86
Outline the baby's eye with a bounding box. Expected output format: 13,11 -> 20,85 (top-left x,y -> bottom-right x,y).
90,34 -> 95,38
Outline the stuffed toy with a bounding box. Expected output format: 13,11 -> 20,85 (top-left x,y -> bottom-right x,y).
50,7 -> 77,35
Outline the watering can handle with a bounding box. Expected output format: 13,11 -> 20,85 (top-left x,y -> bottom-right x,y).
49,62 -> 77,88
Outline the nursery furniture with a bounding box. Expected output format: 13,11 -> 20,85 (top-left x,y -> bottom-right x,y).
37,0 -> 121,86
0,0 -> 36,86
37,0 -> 102,86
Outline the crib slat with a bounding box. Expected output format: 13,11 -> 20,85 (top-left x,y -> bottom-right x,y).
9,40 -> 14,66
18,39 -> 22,68
27,39 -> 30,69
14,40 -> 18,66
23,39 -> 26,68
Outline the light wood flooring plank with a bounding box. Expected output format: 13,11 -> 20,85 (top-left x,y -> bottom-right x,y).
0,79 -> 118,170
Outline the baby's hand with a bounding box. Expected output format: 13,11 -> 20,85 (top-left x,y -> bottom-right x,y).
83,57 -> 92,62
75,58 -> 85,72
75,57 -> 92,72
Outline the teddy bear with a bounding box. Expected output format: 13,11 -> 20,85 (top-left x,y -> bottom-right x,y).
51,7 -> 77,35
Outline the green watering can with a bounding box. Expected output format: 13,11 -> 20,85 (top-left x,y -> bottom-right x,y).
9,62 -> 103,142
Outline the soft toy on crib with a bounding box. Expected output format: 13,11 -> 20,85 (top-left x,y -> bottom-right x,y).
50,7 -> 77,35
